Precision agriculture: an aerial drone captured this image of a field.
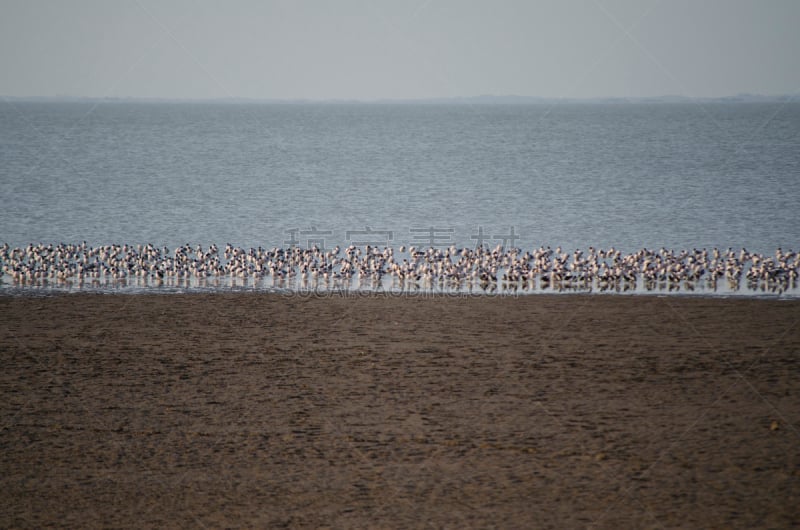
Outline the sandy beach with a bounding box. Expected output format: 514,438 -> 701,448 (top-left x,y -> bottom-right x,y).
1,292 -> 799,528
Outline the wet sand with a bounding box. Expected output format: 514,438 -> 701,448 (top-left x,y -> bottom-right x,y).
1,293 -> 799,528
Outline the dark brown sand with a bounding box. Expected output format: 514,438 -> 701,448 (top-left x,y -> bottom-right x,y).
1,293 -> 799,529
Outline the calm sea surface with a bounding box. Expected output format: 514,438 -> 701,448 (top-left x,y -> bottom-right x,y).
1,101 -> 799,254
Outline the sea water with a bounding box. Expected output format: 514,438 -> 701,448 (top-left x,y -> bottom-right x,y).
1,101 -> 798,294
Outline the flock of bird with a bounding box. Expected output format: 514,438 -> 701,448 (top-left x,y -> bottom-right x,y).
1,242 -> 798,294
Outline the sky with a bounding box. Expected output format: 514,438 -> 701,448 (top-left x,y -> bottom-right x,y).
1,0 -> 798,100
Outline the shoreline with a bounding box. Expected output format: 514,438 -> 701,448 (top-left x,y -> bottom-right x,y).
2,293 -> 799,527
2,286 -> 799,301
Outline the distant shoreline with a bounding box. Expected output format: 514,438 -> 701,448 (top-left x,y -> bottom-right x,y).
2,94 -> 798,105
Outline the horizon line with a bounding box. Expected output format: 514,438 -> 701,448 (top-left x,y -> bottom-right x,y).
2,93 -> 798,104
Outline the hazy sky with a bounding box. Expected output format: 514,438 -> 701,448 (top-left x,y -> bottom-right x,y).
1,0 -> 798,100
